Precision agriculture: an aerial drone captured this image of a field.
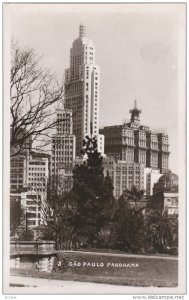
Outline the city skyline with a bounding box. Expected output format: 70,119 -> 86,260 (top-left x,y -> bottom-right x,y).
9,3 -> 184,173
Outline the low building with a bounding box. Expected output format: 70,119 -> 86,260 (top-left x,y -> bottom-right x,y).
151,171 -> 179,215
153,171 -> 178,194
21,191 -> 42,228
151,191 -> 178,215
124,198 -> 149,211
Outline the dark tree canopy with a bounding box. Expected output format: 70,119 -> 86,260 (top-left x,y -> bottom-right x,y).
10,198 -> 25,237
118,185 -> 144,211
144,210 -> 178,252
114,203 -> 145,253
72,136 -> 116,244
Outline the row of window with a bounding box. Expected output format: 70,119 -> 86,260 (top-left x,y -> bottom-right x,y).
11,179 -> 23,183
29,162 -> 46,166
29,168 -> 46,172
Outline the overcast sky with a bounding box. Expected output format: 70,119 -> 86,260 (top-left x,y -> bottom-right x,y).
8,3 -> 186,174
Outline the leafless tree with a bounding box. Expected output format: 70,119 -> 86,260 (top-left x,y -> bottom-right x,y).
38,185 -> 78,250
10,43 -> 80,156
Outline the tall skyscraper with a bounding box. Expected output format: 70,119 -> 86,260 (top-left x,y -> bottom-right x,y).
64,25 -> 100,156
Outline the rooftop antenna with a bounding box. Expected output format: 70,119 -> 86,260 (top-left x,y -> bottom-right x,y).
134,99 -> 137,109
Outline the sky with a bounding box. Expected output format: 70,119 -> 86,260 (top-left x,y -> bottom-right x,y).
7,3 -> 186,174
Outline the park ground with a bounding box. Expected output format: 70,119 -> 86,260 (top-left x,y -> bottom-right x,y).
10,250 -> 178,289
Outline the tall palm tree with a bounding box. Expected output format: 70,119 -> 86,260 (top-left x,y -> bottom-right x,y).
120,185 -> 144,211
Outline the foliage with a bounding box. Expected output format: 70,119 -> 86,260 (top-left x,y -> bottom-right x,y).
96,227 -> 118,249
37,225 -> 56,241
72,136 -> 116,245
10,198 -> 25,238
119,185 -> 144,211
39,187 -> 78,250
144,210 -> 178,252
16,227 -> 34,241
114,205 -> 145,253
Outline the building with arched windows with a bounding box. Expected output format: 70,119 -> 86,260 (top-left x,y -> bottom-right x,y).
100,101 -> 170,174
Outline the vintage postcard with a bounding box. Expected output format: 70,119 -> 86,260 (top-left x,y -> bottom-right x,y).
2,2 -> 186,295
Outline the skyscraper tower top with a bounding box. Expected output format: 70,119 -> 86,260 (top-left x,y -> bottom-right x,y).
129,100 -> 142,126
64,25 -> 101,156
79,24 -> 86,37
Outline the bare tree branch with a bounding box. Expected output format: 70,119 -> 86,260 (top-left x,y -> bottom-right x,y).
10,45 -> 65,155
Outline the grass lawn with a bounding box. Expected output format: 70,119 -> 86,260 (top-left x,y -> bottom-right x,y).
11,250 -> 178,287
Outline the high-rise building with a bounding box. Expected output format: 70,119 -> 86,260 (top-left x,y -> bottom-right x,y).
103,157 -> 144,200
64,25 -> 102,156
50,109 -> 76,186
100,101 -> 170,173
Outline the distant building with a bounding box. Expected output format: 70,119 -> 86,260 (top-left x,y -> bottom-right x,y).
153,171 -> 178,194
100,101 -> 169,173
151,192 -> 178,215
10,127 -> 32,157
50,109 -> 76,189
21,191 -> 42,228
103,156 -> 144,199
10,155 -> 27,193
64,24 -> 103,156
144,168 -> 162,196
123,198 -> 149,211
55,164 -> 73,194
151,171 -> 179,215
11,151 -> 50,231
26,155 -> 49,196
10,129 -> 32,193
96,134 -> 105,156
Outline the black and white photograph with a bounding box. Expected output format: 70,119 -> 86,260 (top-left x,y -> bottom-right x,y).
2,2 -> 186,295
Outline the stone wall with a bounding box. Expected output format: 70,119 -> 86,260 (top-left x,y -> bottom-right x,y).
10,241 -> 57,272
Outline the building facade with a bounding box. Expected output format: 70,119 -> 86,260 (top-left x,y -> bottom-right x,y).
26,156 -> 49,195
11,151 -> 50,231
151,192 -> 178,215
153,171 -> 179,194
100,101 -> 169,173
50,109 -> 76,189
10,155 -> 27,193
21,191 -> 42,228
64,25 -> 103,156
144,168 -> 162,196
151,171 -> 179,215
103,157 -> 144,199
